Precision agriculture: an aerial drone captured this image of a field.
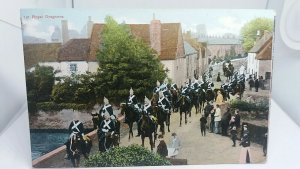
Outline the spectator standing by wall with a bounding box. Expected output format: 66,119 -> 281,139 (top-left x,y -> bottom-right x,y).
200,114 -> 207,136
214,104 -> 222,134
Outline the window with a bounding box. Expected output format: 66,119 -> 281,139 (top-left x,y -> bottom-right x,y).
70,63 -> 77,73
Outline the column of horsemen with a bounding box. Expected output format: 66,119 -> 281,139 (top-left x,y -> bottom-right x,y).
65,71 -> 246,165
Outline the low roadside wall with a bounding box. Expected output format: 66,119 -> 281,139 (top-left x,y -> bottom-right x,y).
32,130 -> 98,168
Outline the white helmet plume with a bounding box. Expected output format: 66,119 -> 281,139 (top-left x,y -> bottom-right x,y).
129,87 -> 134,95
156,80 -> 160,87
103,97 -> 109,105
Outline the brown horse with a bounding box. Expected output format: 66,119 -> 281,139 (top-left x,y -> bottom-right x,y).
140,113 -> 157,151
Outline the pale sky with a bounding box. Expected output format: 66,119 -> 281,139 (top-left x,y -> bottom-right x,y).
21,9 -> 275,42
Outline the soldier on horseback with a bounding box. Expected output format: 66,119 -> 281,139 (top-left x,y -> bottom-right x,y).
65,120 -> 92,164
158,91 -> 171,114
99,97 -> 116,121
153,80 -> 161,94
98,111 -> 116,152
127,88 -> 142,136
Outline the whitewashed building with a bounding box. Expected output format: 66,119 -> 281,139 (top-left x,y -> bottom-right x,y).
247,32 -> 273,79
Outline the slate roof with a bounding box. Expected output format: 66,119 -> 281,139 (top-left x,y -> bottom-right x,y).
184,41 -> 197,56
23,43 -> 61,69
207,38 -> 241,45
58,39 -> 91,61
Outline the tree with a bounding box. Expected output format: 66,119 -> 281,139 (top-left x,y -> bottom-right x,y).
26,65 -> 55,102
51,73 -> 97,104
82,144 -> 171,167
95,16 -> 167,103
240,18 -> 273,51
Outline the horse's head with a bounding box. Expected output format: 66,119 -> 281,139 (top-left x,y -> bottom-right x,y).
119,103 -> 127,115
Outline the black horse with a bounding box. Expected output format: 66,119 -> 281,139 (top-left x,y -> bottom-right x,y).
140,113 -> 157,151
151,93 -> 170,135
120,103 -> 139,140
170,89 -> 179,112
190,90 -> 200,115
205,89 -> 215,104
178,95 -> 191,127
66,132 -> 92,167
198,88 -> 207,114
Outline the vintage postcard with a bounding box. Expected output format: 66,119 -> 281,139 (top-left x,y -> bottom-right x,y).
21,9 -> 274,167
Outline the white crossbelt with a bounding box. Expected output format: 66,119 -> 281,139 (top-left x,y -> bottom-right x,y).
103,120 -> 111,130
71,121 -> 81,132
129,95 -> 135,104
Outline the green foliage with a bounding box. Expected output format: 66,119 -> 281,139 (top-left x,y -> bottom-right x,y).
82,144 -> 171,167
36,102 -> 90,112
51,73 -> 97,105
25,65 -> 56,114
230,99 -> 269,119
230,100 -> 255,112
240,18 -> 274,51
26,65 -> 55,102
95,16 -> 167,103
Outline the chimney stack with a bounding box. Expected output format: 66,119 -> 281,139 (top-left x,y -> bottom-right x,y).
150,16 -> 161,55
87,16 -> 94,38
61,20 -> 69,44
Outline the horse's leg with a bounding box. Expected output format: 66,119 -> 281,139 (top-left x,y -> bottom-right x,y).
129,122 -> 133,141
76,156 -> 80,168
161,123 -> 165,135
149,135 -> 154,151
167,114 -> 170,132
71,158 -> 76,167
141,135 -> 145,147
180,111 -> 182,127
184,111 -> 188,124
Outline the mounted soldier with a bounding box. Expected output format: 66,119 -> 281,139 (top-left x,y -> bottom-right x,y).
158,91 -> 171,115
157,91 -> 171,134
65,120 -> 92,163
143,96 -> 153,116
99,97 -> 116,122
153,80 -> 161,94
181,81 -> 192,104
160,79 -> 172,105
98,111 -> 116,152
126,88 -> 142,136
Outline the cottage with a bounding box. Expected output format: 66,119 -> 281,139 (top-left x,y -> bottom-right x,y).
247,31 -> 272,80
24,18 -> 187,85
88,19 -> 186,86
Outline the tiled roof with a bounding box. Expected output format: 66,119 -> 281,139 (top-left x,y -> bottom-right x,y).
88,24 -> 105,61
249,33 -> 272,53
255,38 -> 272,60
129,24 -> 151,45
89,22 -> 181,61
23,43 -> 61,69
58,39 -> 91,61
160,23 -> 181,60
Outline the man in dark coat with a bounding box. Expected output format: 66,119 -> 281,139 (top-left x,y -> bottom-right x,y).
249,77 -> 254,91
200,114 -> 207,136
217,72 -> 221,82
254,78 -> 259,92
157,134 -> 168,158
221,108 -> 231,136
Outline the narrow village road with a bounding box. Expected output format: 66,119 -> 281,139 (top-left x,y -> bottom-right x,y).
116,107 -> 266,165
